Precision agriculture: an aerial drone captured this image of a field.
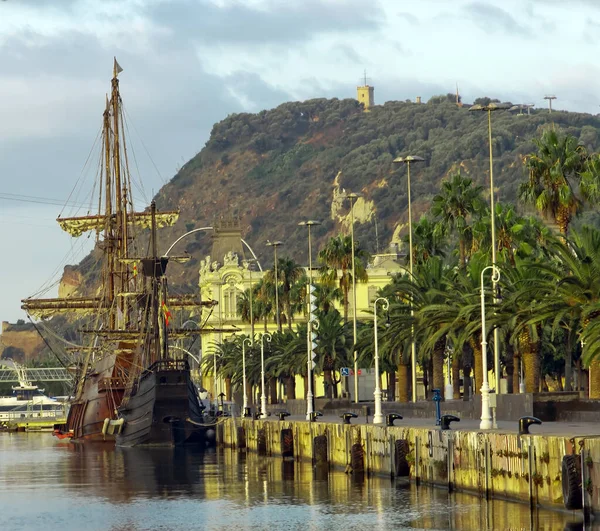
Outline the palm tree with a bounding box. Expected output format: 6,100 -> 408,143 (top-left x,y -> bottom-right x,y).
265,329 -> 298,399
276,257 -> 304,328
318,235 -> 370,322
519,128 -> 587,236
409,215 -> 447,266
314,308 -> 352,398
315,282 -> 342,314
382,256 -> 456,399
253,278 -> 274,331
522,227 -> 600,396
430,171 -> 484,268
473,203 -> 549,267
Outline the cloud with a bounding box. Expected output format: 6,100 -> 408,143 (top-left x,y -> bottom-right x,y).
149,0 -> 384,45
396,12 -> 419,25
465,2 -> 531,36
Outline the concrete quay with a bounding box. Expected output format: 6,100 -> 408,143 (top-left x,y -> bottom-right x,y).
218,409 -> 600,517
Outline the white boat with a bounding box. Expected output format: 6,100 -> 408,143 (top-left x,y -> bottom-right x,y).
0,360 -> 66,424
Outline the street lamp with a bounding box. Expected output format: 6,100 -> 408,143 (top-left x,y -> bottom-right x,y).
469,102 -> 510,394
298,220 -> 321,420
344,192 -> 361,403
259,332 -> 272,419
480,265 -> 501,430
373,297 -> 389,425
242,337 -> 252,415
392,155 -> 424,403
266,240 -> 283,332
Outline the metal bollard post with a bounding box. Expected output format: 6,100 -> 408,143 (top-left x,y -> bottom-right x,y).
433,388 -> 442,426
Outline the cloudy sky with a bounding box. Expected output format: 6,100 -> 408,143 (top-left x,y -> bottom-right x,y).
1,0 -> 599,323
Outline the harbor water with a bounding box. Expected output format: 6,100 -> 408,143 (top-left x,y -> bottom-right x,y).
0,433 -> 591,530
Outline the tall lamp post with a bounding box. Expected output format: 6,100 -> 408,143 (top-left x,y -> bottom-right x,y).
392,155 -> 424,403
242,337 -> 252,415
259,332 -> 272,418
298,220 -> 321,420
344,192 -> 361,403
469,102 -> 510,394
266,240 -> 283,332
373,297 -> 389,425
480,265 -> 501,430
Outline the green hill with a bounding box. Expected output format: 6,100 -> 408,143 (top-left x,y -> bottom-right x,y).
148,94 -> 600,288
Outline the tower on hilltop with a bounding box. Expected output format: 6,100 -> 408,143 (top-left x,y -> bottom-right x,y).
356,70 -> 374,112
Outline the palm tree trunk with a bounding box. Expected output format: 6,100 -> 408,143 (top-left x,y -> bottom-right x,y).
452,355 -> 461,400
520,328 -> 539,393
470,336 -> 482,395
564,351 -> 572,392
463,364 -> 472,400
388,371 -> 396,401
323,370 -> 333,399
513,352 -> 521,394
589,359 -> 600,399
269,378 -> 278,404
397,363 -> 410,403
459,238 -> 466,269
343,285 -> 349,323
556,205 -> 571,236
225,377 -> 232,401
432,336 -> 446,394
505,342 -> 514,394
286,375 -> 296,400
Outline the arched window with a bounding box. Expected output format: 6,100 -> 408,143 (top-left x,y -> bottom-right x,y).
222,277 -> 240,319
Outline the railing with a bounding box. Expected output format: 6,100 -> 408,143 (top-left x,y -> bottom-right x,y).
0,368 -> 73,383
148,359 -> 189,373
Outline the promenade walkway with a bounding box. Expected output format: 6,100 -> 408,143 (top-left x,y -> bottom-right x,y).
257,412 -> 600,436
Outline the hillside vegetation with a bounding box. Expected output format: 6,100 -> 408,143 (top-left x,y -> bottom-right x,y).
152,95 -> 600,288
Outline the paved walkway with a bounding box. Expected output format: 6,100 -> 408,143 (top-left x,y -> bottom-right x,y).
255,412 -> 600,436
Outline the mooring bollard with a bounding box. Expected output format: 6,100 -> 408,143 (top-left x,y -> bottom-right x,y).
278,411 -> 290,421
386,413 -> 403,427
441,414 -> 460,430
341,412 -> 358,425
253,409 -> 262,420
310,411 -> 323,422
433,388 -> 442,426
518,416 -> 542,435
243,407 -> 252,418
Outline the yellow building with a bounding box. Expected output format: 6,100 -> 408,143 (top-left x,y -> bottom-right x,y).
197,247 -> 405,402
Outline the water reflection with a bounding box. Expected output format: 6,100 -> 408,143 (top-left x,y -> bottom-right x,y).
0,433 -> 594,531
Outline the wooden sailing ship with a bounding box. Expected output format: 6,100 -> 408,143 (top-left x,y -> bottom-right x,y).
22,60 -> 226,445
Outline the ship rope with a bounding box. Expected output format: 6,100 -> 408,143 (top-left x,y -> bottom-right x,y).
185,416 -> 230,428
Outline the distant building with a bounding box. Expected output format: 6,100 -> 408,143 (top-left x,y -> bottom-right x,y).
357,84 -> 374,112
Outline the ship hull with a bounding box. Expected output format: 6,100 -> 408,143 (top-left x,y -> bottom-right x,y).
116,360 -> 210,447
60,352 -> 127,443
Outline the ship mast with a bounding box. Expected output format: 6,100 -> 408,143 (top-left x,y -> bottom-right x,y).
111,59 -> 130,328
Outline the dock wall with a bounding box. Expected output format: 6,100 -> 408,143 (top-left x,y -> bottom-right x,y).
219,418 -> 600,512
